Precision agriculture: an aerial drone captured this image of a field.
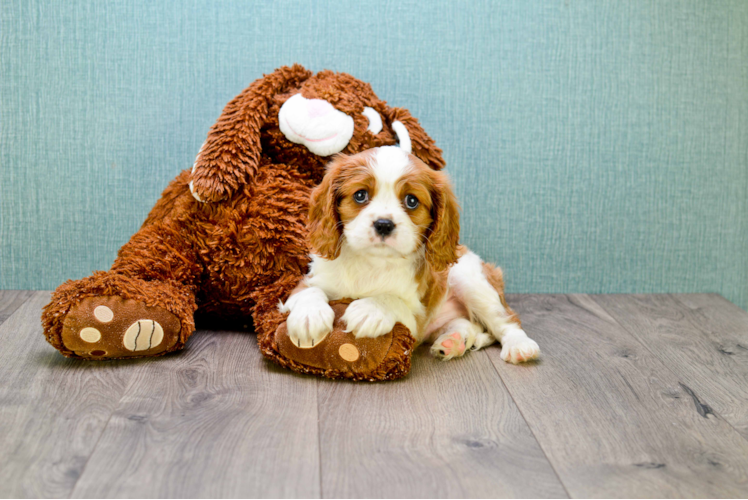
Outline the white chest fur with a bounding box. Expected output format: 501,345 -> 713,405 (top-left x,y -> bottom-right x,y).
306,245 -> 425,317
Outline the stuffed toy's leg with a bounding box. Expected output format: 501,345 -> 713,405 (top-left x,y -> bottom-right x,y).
43,271 -> 197,359
43,175 -> 201,360
256,292 -> 416,381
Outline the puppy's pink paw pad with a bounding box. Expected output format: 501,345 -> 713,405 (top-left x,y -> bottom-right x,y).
443,337 -> 466,354
433,333 -> 469,360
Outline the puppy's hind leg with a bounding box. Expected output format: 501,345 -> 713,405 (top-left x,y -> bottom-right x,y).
448,251 -> 540,364
430,318 -> 494,360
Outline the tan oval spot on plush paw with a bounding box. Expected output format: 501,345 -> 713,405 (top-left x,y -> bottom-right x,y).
123,320 -> 164,351
93,305 -> 114,323
80,327 -> 102,343
338,343 -> 360,362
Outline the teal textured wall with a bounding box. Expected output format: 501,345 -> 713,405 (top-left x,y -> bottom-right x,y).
2,1 -> 747,308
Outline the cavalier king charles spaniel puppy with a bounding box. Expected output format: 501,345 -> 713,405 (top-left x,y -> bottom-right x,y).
280,146 -> 539,363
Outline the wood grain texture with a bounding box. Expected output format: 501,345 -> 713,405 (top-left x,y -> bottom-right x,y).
0,289 -> 35,325
3,293 -> 748,498
592,294 -> 748,440
0,291 -> 134,498
69,329 -> 321,498
317,348 -> 567,498
488,294 -> 748,498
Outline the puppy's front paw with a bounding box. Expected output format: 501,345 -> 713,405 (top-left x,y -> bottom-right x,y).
500,332 -> 540,364
286,302 -> 335,348
342,298 -> 396,339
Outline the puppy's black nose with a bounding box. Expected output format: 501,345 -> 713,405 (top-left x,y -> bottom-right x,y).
373,219 -> 395,237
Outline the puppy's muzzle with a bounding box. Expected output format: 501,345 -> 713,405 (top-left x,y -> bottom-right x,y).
373,219 -> 395,238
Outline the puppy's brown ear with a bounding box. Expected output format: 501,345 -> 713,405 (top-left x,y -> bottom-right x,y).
190,64 -> 313,202
308,158 -> 344,260
383,107 -> 446,171
426,170 -> 460,272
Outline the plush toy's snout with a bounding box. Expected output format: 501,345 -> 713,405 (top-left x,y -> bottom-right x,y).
278,93 -> 355,156
277,93 -> 410,158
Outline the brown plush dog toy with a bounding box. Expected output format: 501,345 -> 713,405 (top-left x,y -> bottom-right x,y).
42,64 -> 445,380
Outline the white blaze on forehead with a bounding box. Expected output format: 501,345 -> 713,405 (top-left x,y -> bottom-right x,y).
371,146 -> 412,190
339,146 -> 420,256
278,93 -> 354,157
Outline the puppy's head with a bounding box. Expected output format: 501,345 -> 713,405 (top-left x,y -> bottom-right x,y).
309,147 -> 460,271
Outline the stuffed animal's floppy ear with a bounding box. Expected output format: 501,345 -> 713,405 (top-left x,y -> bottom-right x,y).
189,64 -> 313,202
307,159 -> 343,260
425,169 -> 460,272
383,107 -> 446,172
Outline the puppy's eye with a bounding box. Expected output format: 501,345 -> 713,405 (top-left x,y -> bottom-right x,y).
404,194 -> 419,210
353,190 -> 369,204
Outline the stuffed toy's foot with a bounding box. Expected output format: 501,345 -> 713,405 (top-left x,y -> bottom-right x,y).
60,296 -> 182,359
267,300 -> 415,381
43,271 -> 197,359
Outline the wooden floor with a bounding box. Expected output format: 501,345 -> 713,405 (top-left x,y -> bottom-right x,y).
1,291 -> 747,498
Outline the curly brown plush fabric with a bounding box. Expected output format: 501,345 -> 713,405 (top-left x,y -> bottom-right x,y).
42,64 -> 444,380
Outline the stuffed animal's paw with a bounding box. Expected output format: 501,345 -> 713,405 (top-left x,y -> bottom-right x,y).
342,298 -> 396,339
60,296 -> 182,359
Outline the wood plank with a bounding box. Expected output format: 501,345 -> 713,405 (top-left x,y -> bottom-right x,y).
318,348 -> 568,498
0,291 -> 135,498
592,293 -> 748,440
0,289 -> 35,325
488,294 -> 748,498
70,329 -> 321,498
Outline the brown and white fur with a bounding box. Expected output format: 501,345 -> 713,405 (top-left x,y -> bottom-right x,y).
280,146 -> 539,363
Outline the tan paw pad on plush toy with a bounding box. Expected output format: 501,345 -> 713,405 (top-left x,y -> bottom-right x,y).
274,300 -> 415,379
61,296 -> 181,358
